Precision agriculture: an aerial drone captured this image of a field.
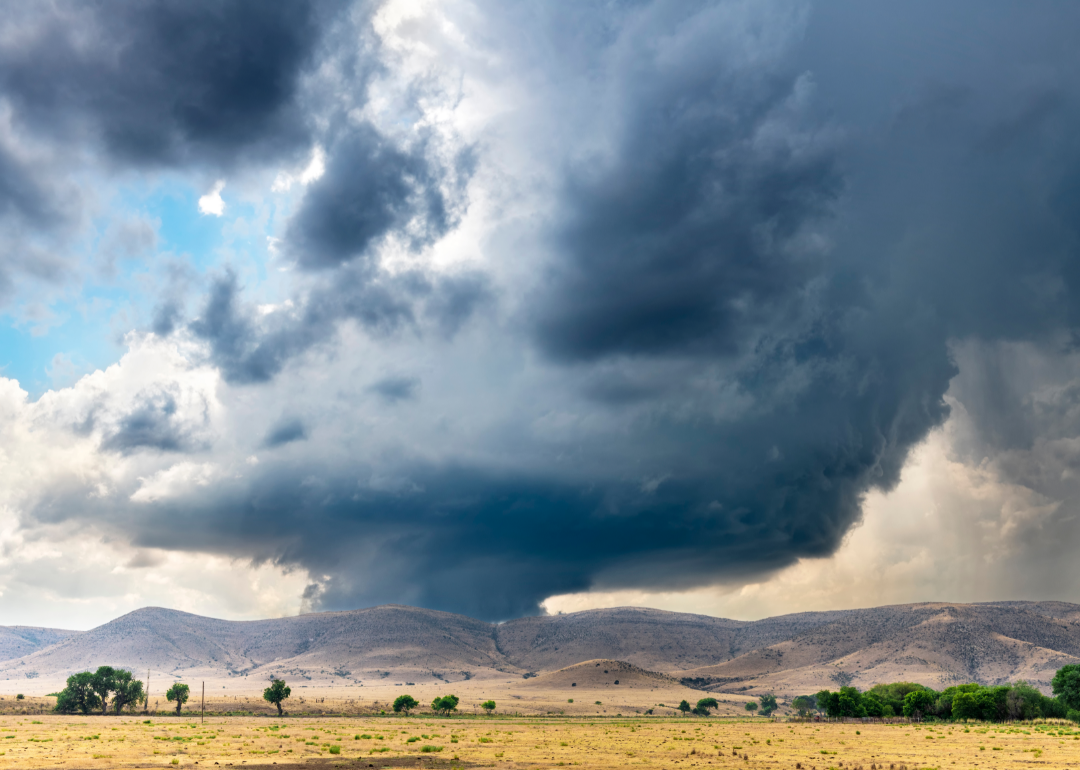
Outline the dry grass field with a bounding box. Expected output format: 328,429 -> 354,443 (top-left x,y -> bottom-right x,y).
0,669 -> 758,719
0,715 -> 1078,770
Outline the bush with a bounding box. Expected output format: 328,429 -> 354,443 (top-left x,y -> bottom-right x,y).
328,745 -> 341,755
15,695 -> 23,701
421,745 -> 443,753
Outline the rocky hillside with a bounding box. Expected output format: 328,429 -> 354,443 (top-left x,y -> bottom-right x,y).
3,600 -> 1080,695
678,601 -> 1080,696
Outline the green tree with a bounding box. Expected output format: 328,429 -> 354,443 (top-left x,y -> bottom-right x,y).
745,701 -> 758,714
263,678 -> 291,716
54,672 -> 102,715
481,700 -> 496,714
758,693 -> 778,716
693,697 -> 718,716
1054,665 -> 1080,711
678,699 -> 691,715
864,682 -> 927,716
90,666 -> 116,716
791,695 -> 815,717
393,694 -> 419,715
861,693 -> 885,718
432,694 -> 460,716
814,689 -> 834,716
166,682 -> 190,715
836,687 -> 865,718
903,689 -> 935,720
111,670 -> 145,714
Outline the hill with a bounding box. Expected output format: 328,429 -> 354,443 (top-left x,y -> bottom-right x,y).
678,601 -> 1080,696
520,659 -> 680,690
0,626 -> 77,662
3,600 -> 1080,697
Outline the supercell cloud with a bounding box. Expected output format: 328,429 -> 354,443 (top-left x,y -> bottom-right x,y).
4,0 -> 1080,624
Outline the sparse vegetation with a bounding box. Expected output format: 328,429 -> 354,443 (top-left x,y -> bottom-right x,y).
6,715 -> 1080,767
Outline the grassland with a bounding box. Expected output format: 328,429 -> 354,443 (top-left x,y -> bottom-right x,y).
0,715 -> 1079,769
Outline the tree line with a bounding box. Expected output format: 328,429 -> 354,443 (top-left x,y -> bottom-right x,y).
792,665 -> 1080,722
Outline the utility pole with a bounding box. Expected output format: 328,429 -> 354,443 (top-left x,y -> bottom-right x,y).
201,681 -> 205,724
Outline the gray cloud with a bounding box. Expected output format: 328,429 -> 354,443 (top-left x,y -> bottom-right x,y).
189,264 -> 488,384
263,418 -> 308,448
99,386 -> 208,455
15,0 -> 1080,622
369,376 -> 419,403
0,0 -> 346,168
286,124 -> 459,269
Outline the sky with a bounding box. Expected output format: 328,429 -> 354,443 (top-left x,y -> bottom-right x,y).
4,0 -> 1080,629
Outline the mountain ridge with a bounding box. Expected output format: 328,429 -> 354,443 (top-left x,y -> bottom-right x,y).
3,600 -> 1080,696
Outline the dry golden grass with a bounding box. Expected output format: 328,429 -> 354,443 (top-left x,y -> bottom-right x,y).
0,675 -> 758,719
0,715 -> 1078,769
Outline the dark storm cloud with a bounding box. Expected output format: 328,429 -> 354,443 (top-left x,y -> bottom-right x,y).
272,0 -> 1080,616
26,0 -> 1080,621
532,86 -> 840,362
0,0 -> 348,167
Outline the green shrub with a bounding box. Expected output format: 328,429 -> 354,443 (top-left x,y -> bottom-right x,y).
328,745 -> 341,755
421,745 -> 443,753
